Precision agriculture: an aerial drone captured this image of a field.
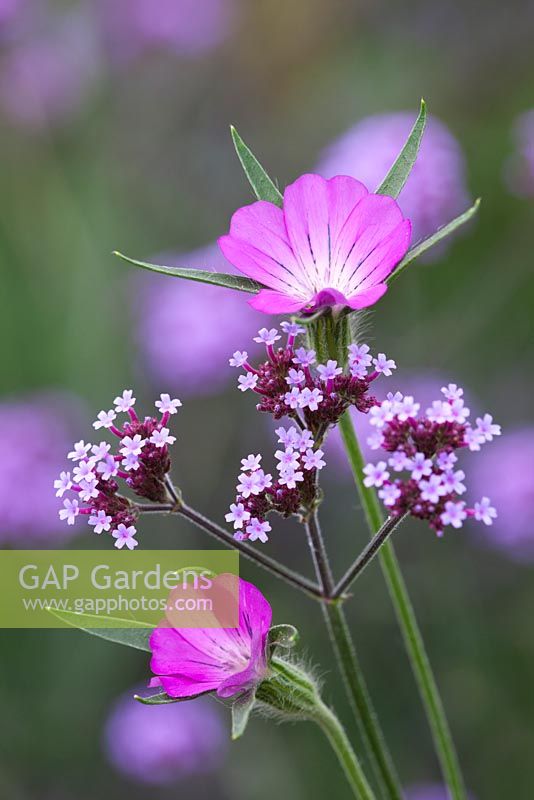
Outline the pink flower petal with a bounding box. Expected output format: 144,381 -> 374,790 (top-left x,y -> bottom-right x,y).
346,283 -> 389,309
248,288 -> 306,313
347,219 -> 412,294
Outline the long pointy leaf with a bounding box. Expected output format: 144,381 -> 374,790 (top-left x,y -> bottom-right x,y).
388,199 -> 481,283
376,99 -> 427,198
113,251 -> 263,294
48,607 -> 152,651
230,126 -> 283,207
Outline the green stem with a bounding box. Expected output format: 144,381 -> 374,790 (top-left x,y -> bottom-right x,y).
315,699 -> 377,800
338,411 -> 468,800
305,511 -> 403,800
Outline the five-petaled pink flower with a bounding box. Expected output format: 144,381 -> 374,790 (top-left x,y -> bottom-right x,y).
149,575 -> 272,699
218,174 -> 411,314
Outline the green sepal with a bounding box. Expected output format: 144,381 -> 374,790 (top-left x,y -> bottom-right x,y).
47,607 -> 152,651
376,99 -> 427,198
230,126 -> 283,207
268,624 -> 299,655
113,251 -> 263,294
134,689 -> 212,705
231,689 -> 257,740
388,198 -> 481,283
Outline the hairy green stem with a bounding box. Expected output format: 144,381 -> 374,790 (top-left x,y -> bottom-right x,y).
338,404 -> 468,800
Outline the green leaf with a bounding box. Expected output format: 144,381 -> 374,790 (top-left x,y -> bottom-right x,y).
134,692 -> 180,705
388,198 -> 481,283
376,99 -> 427,198
230,126 -> 283,207
231,689 -> 257,740
268,624 -> 299,654
113,251 -> 263,294
47,607 -> 152,651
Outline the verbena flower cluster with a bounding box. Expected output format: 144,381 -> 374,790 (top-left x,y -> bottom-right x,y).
55,390 -> 181,549
364,384 -> 500,536
226,322 -> 397,542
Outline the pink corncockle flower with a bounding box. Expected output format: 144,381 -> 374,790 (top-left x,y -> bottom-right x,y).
473,497 -> 497,526
373,353 -> 397,376
219,174 -> 411,314
238,373 -> 258,392
246,518 -> 272,543
241,454 -> 262,472
68,439 -> 91,461
286,368 -> 306,387
114,389 -> 136,412
155,394 -> 182,415
475,414 -> 501,442
149,427 -> 176,448
225,502 -> 251,530
93,409 -> 117,430
113,523 -> 138,550
54,471 -> 72,498
89,510 -> 112,534
59,498 -> 79,525
293,347 -> 316,367
120,434 -> 146,457
378,483 -> 401,507
299,387 -> 323,411
229,350 -> 249,368
409,453 -> 433,481
302,449 -> 326,471
315,112 -> 470,260
149,575 -> 271,699
440,501 -> 467,530
363,461 -> 389,488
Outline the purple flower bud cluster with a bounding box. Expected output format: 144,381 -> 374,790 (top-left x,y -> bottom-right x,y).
56,390 -> 181,549
225,427 -> 327,543
364,384 -> 500,537
230,322 -> 396,437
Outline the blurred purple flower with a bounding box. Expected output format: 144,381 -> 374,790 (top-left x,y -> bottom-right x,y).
0,0 -> 23,27
0,394 -> 81,545
99,0 -> 236,61
0,8 -> 99,129
405,784 -> 476,800
134,243 -> 262,397
504,110 -> 534,197
470,427 -> 534,560
316,113 -> 471,259
104,690 -> 227,785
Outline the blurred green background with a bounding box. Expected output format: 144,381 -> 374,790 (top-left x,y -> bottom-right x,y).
0,0 -> 533,798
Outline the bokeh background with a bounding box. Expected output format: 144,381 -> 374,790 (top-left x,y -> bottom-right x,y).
1,0 -> 533,798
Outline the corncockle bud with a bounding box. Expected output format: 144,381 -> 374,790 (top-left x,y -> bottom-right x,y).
104,690 -> 226,785
364,386 -> 500,537
56,390 -> 181,548
233,323 -> 398,448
